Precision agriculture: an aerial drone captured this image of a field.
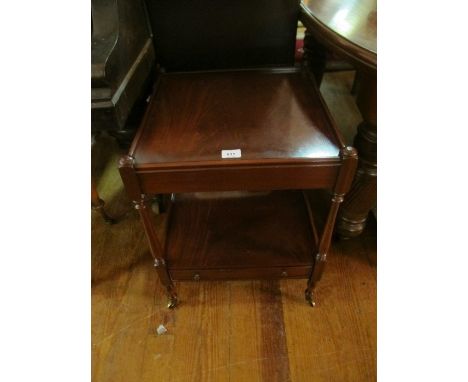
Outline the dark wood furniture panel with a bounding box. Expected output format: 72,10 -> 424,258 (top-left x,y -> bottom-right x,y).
146,0 -> 299,71
91,0 -> 155,136
136,163 -> 340,194
165,191 -> 316,279
131,70 -> 342,165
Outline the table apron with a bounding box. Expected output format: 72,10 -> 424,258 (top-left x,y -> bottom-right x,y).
136,164 -> 340,193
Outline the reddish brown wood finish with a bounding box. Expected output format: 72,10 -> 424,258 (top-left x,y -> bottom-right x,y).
118,4 -> 359,306
136,162 -> 340,194
134,194 -> 179,309
337,72 -> 377,237
124,70 -> 352,198
305,147 -> 358,306
165,191 -> 316,280
118,68 -> 358,307
132,70 -> 342,165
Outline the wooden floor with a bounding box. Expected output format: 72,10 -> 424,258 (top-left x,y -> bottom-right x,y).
92,72 -> 376,382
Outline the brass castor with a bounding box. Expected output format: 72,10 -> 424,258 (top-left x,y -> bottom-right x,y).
167,296 -> 179,309
305,289 -> 316,307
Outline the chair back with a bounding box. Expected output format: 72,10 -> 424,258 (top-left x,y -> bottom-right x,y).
145,0 -> 300,71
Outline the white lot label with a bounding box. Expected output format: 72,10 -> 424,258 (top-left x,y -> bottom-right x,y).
221,149 -> 241,159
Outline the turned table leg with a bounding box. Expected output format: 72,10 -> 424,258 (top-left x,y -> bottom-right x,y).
337,71 -> 377,238
119,155 -> 178,308
134,195 -> 179,309
91,177 -> 115,224
306,147 -> 358,306
305,192 -> 344,307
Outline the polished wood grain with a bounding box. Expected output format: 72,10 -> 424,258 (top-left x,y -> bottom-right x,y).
117,1 -> 360,306
119,68 -> 357,305
301,0 -> 377,69
165,191 -> 315,280
136,161 -> 341,194
125,69 -> 349,198
132,70 -> 342,166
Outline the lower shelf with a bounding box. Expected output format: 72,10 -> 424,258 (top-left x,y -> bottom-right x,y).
164,190 -> 317,281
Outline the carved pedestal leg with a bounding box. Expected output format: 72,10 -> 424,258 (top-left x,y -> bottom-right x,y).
337,123 -> 377,236
305,147 -> 358,306
91,177 -> 115,224
134,195 -> 178,309
337,71 -> 377,238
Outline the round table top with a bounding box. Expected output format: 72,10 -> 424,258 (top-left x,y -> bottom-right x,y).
301,0 -> 377,69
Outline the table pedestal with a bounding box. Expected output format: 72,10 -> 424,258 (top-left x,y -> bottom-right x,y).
337,71 -> 376,238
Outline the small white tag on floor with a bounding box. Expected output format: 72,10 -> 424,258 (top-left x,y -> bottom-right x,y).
156,324 -> 167,335
221,149 -> 241,159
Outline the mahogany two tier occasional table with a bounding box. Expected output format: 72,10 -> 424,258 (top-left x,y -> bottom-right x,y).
118,0 -> 359,309
119,70 -> 358,308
